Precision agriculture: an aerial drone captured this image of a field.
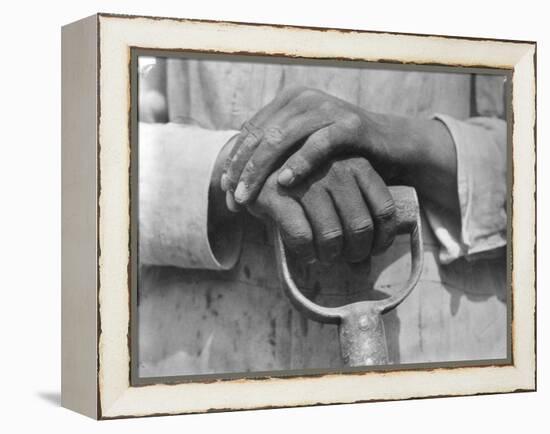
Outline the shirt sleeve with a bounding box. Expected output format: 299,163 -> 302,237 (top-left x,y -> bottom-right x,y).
139,122 -> 242,269
425,114 -> 507,264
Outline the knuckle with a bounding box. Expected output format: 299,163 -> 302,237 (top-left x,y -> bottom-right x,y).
244,130 -> 264,148
224,169 -> 240,187
242,121 -> 263,141
354,159 -> 374,176
343,163 -> 357,177
348,218 -> 374,235
263,126 -> 285,147
330,168 -> 345,184
375,200 -> 397,222
241,120 -> 254,131
319,228 -> 343,244
242,159 -> 257,176
349,157 -> 368,170
284,230 -> 313,250
330,161 -> 352,182
330,159 -> 345,171
298,88 -> 320,99
286,155 -> 309,176
310,134 -> 329,150
307,131 -> 331,154
340,112 -> 363,131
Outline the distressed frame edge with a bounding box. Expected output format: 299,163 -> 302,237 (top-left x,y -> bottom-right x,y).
61,13 -> 100,420
95,11 -> 537,46
94,14 -> 536,419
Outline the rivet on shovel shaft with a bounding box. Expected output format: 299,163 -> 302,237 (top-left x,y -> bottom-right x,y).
274,186 -> 424,368
358,315 -> 370,330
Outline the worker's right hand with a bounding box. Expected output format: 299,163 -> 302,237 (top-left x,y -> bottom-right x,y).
247,156 -> 397,264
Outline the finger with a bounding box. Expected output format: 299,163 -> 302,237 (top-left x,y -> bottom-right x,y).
277,124 -> 345,188
353,161 -> 397,254
221,130 -> 248,190
222,123 -> 264,192
254,194 -> 317,264
225,106 -> 307,194
225,191 -> 241,213
233,113 -> 334,204
221,86 -> 308,192
299,187 -> 344,263
328,181 -> 374,263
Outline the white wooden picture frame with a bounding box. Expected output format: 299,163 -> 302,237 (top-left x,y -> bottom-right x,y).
61,13 -> 536,419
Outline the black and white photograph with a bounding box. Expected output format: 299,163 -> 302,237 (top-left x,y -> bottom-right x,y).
1,0 -> 544,429
134,53 -> 510,380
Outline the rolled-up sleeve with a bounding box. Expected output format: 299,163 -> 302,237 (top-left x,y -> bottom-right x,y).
139,123 -> 241,270
425,114 -> 507,264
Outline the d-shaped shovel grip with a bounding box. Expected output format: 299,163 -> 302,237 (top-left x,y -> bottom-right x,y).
274,186 -> 424,367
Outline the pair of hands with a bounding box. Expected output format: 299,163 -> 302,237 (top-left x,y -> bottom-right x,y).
220,86 -> 400,264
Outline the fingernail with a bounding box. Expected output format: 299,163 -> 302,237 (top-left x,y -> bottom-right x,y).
226,191 -> 240,212
220,174 -> 230,191
277,168 -> 295,186
234,182 -> 248,203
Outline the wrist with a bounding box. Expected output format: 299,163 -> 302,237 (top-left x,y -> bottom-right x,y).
402,118 -> 456,188
361,112 -> 421,182
366,113 -> 458,213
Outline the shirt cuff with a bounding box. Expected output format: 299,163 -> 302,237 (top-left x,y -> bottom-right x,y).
426,114 -> 507,264
139,123 -> 242,269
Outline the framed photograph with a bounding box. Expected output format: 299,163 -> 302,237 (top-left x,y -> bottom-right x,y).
61,13 -> 536,419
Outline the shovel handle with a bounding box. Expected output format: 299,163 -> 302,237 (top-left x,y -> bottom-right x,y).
274,186 -> 424,366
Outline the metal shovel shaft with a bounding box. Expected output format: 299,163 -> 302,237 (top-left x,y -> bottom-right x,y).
339,304 -> 389,366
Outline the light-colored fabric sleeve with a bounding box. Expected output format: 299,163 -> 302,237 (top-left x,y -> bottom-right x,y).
424,115 -> 507,264
139,122 -> 241,269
